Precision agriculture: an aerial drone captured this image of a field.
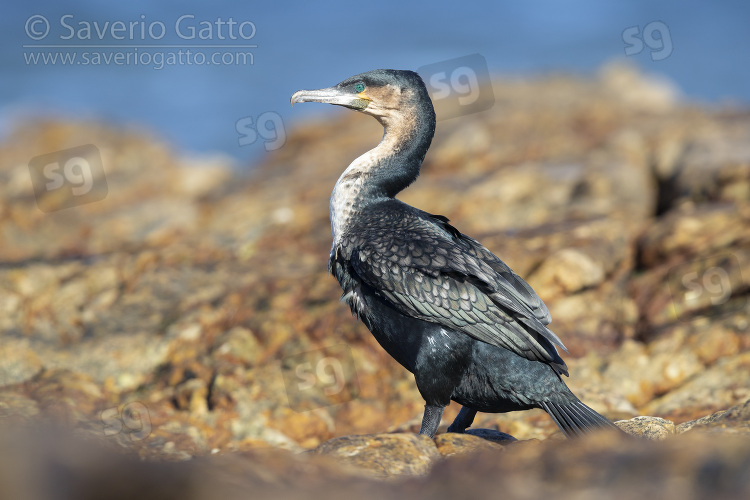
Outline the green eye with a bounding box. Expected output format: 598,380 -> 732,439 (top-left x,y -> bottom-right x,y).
354,83 -> 365,93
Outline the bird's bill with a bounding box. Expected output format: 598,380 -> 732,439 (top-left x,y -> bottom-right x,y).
291,87 -> 370,110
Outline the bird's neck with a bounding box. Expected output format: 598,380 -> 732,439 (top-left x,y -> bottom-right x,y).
330,103 -> 436,242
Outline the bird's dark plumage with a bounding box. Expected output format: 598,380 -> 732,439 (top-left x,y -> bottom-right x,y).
291,69 -> 618,438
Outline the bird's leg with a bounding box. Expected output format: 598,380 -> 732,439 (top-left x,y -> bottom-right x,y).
418,404 -> 445,438
447,406 -> 477,433
413,329 -> 470,438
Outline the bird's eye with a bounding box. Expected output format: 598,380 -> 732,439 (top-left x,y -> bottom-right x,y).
354,83 -> 365,93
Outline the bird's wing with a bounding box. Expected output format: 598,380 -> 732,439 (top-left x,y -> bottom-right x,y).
343,208 -> 566,369
430,213 -> 552,326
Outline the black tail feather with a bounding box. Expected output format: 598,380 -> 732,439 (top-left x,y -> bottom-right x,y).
541,400 -> 619,438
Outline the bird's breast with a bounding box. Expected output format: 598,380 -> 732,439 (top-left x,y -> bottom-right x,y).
329,176 -> 367,244
329,147 -> 386,243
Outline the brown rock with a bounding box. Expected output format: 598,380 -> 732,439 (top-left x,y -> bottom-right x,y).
531,247 -> 607,295
24,369 -> 109,427
4,420 -> 750,500
638,204 -> 749,269
601,340 -> 655,407
676,409 -> 729,434
642,351 -> 750,420
434,431 -> 511,456
174,378 -> 209,415
0,390 -> 40,422
615,416 -> 675,440
212,327 -> 263,366
310,433 -> 440,478
688,324 -> 742,365
2,67 -> 750,478
266,407 -> 333,448
0,340 -> 44,387
677,399 -> 750,435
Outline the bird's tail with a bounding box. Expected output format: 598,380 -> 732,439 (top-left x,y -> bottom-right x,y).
541,400 -> 619,438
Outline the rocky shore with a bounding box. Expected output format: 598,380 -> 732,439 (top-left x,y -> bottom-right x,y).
1,64 -> 749,498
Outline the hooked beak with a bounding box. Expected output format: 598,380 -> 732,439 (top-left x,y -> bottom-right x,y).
291,87 -> 371,110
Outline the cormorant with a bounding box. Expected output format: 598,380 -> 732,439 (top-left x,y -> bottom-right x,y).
291,69 -> 618,438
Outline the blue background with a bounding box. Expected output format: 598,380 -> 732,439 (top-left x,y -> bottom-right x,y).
2,1 -> 749,166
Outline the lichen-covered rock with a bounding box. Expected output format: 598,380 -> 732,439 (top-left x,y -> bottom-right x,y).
309,433 -> 440,478
615,416 -> 675,440
677,399 -> 750,435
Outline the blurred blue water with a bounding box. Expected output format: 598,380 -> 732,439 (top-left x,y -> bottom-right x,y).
2,1 -> 749,166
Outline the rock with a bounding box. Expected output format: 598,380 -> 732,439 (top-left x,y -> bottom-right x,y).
174,378 -> 209,415
1,66 -> 750,468
676,409 -> 729,434
434,431 -> 512,456
599,62 -> 679,112
638,204 -> 749,269
23,369 -> 109,427
0,390 -> 40,422
677,399 -> 750,435
600,340 -> 654,407
642,351 -> 750,420
633,212 -> 749,330
0,340 -> 44,387
175,155 -> 233,199
3,421 -> 750,500
688,323 -> 743,365
544,286 -> 635,356
212,327 -> 263,366
266,407 -> 333,449
531,247 -> 607,295
309,433 -> 440,478
615,416 -> 675,440
655,118 -> 750,211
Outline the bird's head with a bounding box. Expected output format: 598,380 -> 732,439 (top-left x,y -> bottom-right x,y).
291,69 -> 432,126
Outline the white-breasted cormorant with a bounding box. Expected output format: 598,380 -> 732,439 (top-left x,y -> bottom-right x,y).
291,69 -> 617,438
